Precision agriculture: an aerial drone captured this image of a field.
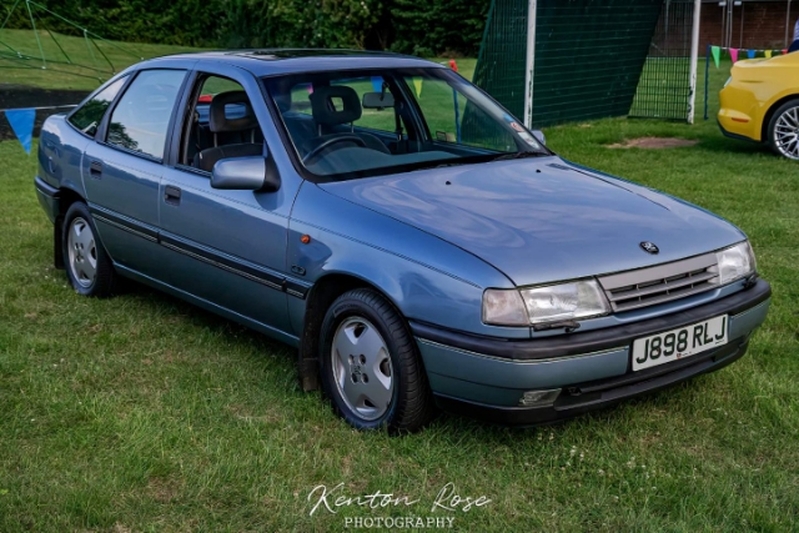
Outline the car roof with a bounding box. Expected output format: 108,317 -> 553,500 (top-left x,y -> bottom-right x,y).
137,49 -> 445,76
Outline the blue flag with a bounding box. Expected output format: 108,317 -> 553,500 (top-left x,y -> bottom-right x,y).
4,108 -> 36,154
371,76 -> 382,93
747,49 -> 755,59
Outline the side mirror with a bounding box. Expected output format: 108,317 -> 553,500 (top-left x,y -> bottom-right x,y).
211,156 -> 280,192
531,129 -> 546,145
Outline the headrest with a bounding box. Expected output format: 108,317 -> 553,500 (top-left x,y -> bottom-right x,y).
209,91 -> 258,133
274,94 -> 291,113
309,85 -> 361,126
271,79 -> 294,113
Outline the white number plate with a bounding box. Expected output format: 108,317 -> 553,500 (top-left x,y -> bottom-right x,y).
631,315 -> 728,372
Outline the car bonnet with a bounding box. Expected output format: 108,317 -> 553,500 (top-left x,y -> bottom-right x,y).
320,157 -> 747,286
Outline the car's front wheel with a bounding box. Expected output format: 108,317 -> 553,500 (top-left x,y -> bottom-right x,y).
319,288 -> 435,433
767,99 -> 799,160
62,201 -> 117,297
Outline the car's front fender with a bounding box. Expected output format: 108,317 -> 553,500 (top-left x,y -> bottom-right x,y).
287,181 -> 527,339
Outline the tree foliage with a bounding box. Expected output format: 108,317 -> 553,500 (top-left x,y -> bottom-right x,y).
1,0 -> 489,55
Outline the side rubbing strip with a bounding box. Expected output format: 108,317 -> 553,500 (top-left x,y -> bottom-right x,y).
87,205 -> 309,299
159,234 -> 309,299
91,210 -> 158,242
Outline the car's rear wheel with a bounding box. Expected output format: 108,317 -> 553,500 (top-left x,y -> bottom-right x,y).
319,288 -> 435,433
767,99 -> 799,160
63,201 -> 117,297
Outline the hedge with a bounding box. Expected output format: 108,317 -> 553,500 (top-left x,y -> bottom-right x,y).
2,0 -> 490,56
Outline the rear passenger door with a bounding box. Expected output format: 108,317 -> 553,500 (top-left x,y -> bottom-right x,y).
83,68 -> 188,277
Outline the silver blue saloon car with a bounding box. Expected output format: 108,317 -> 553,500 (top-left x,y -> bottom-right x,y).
34,50 -> 771,433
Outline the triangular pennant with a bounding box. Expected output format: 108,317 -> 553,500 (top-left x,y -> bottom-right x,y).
729,48 -> 739,62
371,76 -> 382,93
783,49 -> 788,55
765,50 -> 773,58
746,49 -> 755,59
711,45 -> 720,68
4,108 -> 36,154
413,77 -> 423,98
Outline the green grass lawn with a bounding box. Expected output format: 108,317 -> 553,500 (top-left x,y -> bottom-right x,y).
2,33 -> 798,532
0,29 -> 195,90
6,118 -> 798,532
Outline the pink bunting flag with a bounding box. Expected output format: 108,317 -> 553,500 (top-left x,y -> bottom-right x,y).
729,48 -> 739,62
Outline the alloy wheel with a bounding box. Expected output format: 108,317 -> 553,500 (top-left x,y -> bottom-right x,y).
773,105 -> 799,160
67,216 -> 97,288
330,316 -> 395,421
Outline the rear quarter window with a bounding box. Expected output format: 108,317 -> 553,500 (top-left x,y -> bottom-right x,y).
68,76 -> 128,137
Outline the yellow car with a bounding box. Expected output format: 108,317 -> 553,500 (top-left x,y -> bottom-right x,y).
718,52 -> 799,160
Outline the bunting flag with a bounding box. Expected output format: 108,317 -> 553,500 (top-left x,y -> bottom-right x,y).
412,77 -> 423,98
3,108 -> 36,154
708,45 -> 789,69
711,45 -> 721,68
371,76 -> 382,93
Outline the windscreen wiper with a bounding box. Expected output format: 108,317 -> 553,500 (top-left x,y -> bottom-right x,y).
491,151 -> 547,161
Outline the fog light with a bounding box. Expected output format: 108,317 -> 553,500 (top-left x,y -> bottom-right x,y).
519,388 -> 561,407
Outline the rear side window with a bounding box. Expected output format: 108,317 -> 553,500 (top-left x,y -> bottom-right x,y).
106,69 -> 187,160
68,76 -> 128,137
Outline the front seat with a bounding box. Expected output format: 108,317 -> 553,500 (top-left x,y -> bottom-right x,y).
305,85 -> 391,155
193,91 -> 263,172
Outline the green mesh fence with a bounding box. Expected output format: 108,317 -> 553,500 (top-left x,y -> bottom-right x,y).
472,0 -> 664,128
471,0 -> 529,120
629,0 -> 696,120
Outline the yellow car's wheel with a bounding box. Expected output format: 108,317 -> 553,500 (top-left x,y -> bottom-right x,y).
768,99 -> 799,161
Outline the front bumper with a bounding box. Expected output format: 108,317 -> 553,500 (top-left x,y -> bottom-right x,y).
412,279 -> 771,425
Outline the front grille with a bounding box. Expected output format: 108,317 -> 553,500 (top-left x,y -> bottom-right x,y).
598,253 -> 718,313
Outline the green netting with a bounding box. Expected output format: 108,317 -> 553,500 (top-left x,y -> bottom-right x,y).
471,0 -> 529,120
472,0 -> 663,128
0,0 -> 142,83
629,0 -> 696,120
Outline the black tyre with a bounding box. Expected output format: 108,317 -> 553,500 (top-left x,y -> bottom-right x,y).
62,201 -> 117,297
767,99 -> 799,160
319,288 -> 435,433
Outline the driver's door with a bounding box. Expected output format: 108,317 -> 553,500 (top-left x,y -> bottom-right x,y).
158,69 -> 300,338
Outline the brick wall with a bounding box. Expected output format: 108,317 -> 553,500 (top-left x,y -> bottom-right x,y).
700,1 -> 795,50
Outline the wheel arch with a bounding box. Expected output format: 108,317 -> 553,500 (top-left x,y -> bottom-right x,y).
297,272 -> 410,392
53,187 -> 86,269
761,94 -> 799,143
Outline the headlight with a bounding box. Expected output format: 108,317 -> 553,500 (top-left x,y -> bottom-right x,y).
716,241 -> 756,285
482,279 -> 610,327
521,280 -> 610,325
482,288 -> 528,326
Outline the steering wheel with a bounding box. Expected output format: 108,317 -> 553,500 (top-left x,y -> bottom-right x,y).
302,134 -> 367,165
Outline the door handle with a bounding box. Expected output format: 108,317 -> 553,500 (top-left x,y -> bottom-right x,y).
164,185 -> 182,205
89,160 -> 103,179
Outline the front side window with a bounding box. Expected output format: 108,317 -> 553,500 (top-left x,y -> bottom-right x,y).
179,74 -> 265,171
68,76 -> 128,137
264,68 -> 547,180
106,69 -> 187,160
